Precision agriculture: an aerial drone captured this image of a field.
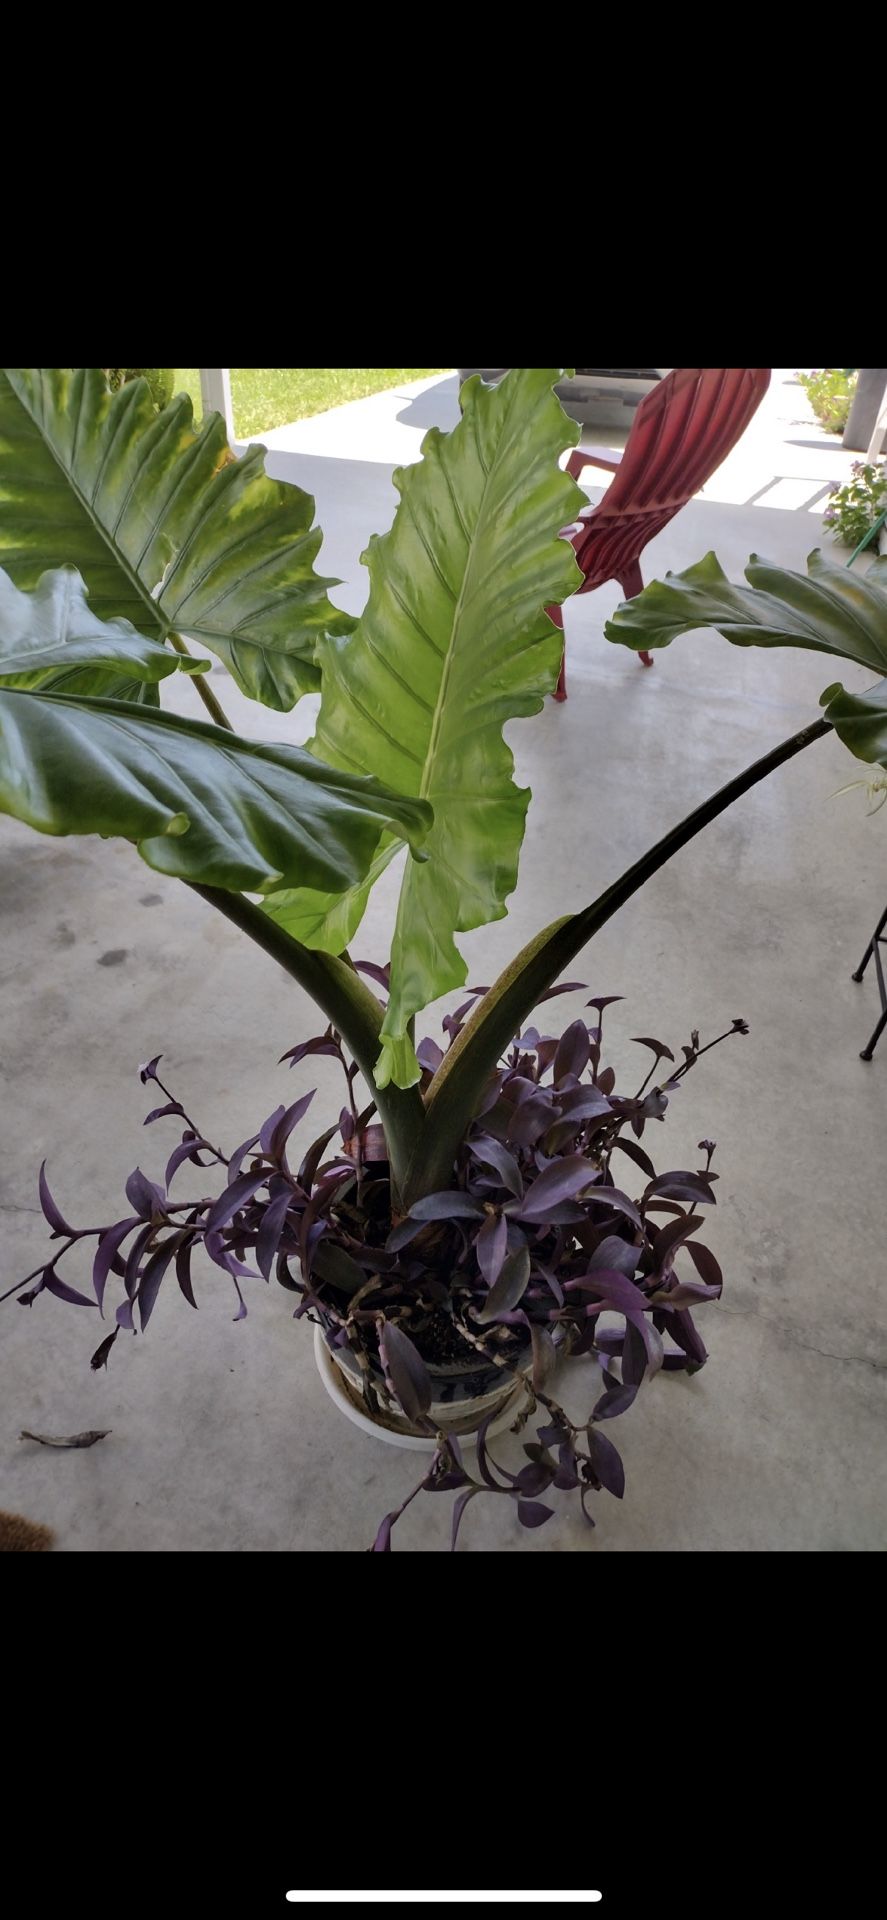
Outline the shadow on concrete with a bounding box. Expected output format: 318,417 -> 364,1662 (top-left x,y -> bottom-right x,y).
786,437 -> 847,455
394,374 -> 462,435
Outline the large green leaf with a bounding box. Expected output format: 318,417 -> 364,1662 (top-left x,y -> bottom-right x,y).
604,548 -> 887,669
262,836 -> 400,950
0,564 -> 209,693
0,687 -> 432,894
272,367 -> 585,1088
0,368 -> 353,709
820,675 -> 887,768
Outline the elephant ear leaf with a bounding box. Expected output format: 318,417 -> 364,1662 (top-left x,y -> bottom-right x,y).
0,564 -> 209,697
604,547 -> 887,673
294,367 -> 585,1088
0,575 -> 431,893
0,368 -> 353,711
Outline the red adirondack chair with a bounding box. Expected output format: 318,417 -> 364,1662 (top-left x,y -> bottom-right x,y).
551,367 -> 771,697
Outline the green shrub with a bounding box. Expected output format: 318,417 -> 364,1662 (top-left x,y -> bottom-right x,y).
797,368 -> 856,434
823,461 -> 887,548
103,368 -> 174,410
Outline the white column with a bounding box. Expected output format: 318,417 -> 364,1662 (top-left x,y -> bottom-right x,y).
198,369 -> 238,449
866,392 -> 887,464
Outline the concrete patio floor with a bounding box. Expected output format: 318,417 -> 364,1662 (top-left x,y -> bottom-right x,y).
1,370 -> 885,1552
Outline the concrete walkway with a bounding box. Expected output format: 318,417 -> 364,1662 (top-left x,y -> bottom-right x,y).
1,371 -> 884,1552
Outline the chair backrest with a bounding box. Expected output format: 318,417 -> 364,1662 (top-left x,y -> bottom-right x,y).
571,368 -> 770,590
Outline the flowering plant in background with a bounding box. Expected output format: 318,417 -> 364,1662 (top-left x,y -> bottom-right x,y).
823,461 -> 887,550
797,367 -> 857,435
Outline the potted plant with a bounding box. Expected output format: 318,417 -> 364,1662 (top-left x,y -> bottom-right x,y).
2,366 -> 886,1550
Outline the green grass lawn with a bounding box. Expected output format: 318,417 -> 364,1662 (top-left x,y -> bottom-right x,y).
173,368 -> 449,439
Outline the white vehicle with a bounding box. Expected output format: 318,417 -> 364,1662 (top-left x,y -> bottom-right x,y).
458,368 -> 672,426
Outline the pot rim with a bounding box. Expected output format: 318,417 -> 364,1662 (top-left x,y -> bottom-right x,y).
313,1325 -> 527,1453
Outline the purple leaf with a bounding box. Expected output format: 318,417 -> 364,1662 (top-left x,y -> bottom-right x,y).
686,1240 -> 724,1292
516,1460 -> 556,1497
137,1239 -> 179,1330
258,1105 -> 286,1155
587,1186 -> 643,1230
204,1172 -> 269,1237
571,1267 -> 650,1315
90,1326 -> 120,1371
534,982 -> 587,1005
558,1085 -> 614,1122
139,1055 -> 162,1084
517,1500 -> 555,1529
43,1269 -> 97,1308
339,1108 -> 355,1141
116,1298 -> 135,1331
475,1407 -> 512,1489
468,1136 -> 523,1198
370,1512 -> 396,1551
644,1171 -> 716,1206
265,1089 -> 316,1161
589,1234 -> 639,1276
124,1167 -> 165,1221
630,1036 -> 676,1062
379,1322 -> 432,1423
475,1244 -> 531,1323
513,1153 -> 598,1220
611,1136 -> 657,1179
227,1131 -> 261,1182
165,1137 -> 212,1187
297,1123 -> 340,1191
451,1488 -> 480,1551
592,1383 -> 638,1420
123,1223 -> 154,1300
92,1216 -> 141,1313
256,1189 -> 294,1282
623,1312 -> 664,1381
586,994 -> 623,1013
651,1279 -> 721,1307
175,1241 -> 198,1309
278,1034 -> 341,1069
654,1306 -> 708,1370
588,1428 -> 625,1498
416,1036 -> 444,1073
38,1161 -> 76,1238
408,1190 -> 485,1223
651,1212 -> 703,1266
506,1093 -> 559,1148
352,960 -> 391,993
143,1101 -> 185,1125
475,1212 -> 507,1289
553,1020 -> 591,1082
386,1218 -> 426,1254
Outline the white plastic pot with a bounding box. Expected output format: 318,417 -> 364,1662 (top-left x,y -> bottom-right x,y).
313,1325 -> 527,1453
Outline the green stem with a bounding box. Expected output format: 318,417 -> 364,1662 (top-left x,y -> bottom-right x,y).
187,885 -> 425,1202
407,714 -> 832,1204
169,632 -> 233,730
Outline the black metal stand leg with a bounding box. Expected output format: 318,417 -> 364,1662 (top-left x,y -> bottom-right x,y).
854,900 -> 887,1059
860,1005 -> 887,1063
852,902 -> 887,982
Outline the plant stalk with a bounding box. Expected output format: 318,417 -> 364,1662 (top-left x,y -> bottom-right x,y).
187,885 -> 425,1201
408,714 -> 832,1203
169,631 -> 234,730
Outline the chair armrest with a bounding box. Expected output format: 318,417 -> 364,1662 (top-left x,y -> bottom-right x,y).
566,444 -> 623,480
